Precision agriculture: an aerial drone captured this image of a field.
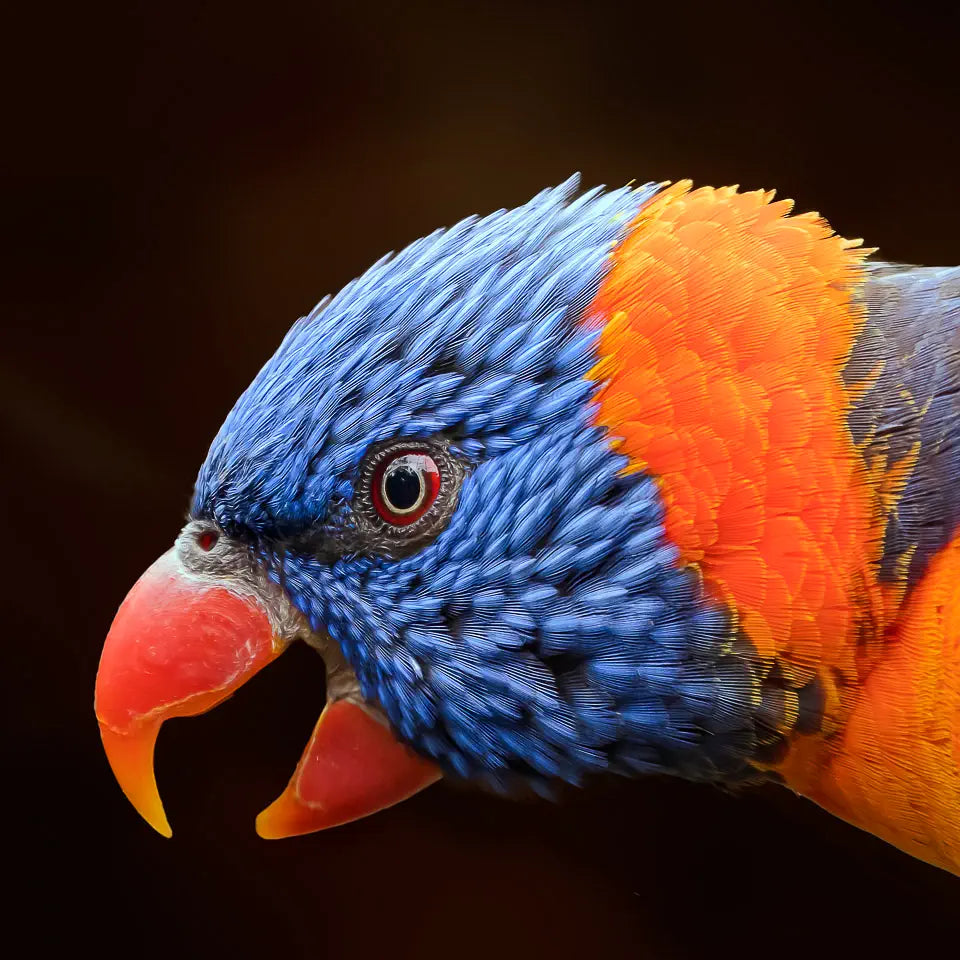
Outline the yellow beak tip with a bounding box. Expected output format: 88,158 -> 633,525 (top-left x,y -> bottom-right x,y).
127,789 -> 173,838
254,790 -> 305,840
148,816 -> 174,839
98,719 -> 173,838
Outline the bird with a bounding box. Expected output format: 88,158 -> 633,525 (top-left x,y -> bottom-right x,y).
95,175 -> 960,875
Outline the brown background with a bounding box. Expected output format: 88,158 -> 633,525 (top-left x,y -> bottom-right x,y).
4,2 -> 959,957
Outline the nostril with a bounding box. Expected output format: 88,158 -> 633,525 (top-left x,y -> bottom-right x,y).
197,529 -> 219,552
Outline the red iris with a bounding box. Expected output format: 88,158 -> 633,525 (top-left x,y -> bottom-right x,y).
372,451 -> 441,526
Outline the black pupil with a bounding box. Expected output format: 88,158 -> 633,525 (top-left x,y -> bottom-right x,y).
385,464 -> 423,511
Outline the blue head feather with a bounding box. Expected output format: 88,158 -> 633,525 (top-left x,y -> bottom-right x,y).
193,176 -> 766,790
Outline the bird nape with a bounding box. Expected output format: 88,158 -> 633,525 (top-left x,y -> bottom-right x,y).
95,175 -> 960,876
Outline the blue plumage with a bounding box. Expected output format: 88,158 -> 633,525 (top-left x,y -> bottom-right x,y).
281,420 -> 754,790
192,177 -> 765,791
195,177 -> 651,537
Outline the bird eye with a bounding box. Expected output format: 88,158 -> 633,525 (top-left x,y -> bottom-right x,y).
354,438 -> 465,550
372,452 -> 441,526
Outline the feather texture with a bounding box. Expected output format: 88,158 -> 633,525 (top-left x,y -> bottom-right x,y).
193,177 -> 960,873
590,184 -> 960,872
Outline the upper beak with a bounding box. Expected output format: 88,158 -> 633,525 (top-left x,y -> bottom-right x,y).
94,548 -> 286,836
95,546 -> 441,838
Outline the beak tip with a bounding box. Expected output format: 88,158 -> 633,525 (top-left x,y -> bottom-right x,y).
255,788 -> 316,840
147,812 -> 174,839
254,809 -> 278,840
122,780 -> 174,839
98,718 -> 173,838
254,817 -> 281,840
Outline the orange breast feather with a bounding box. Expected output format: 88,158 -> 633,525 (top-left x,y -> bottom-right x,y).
588,182 -> 960,873
807,532 -> 960,872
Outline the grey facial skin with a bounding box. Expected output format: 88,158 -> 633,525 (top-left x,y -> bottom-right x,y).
173,520 -> 367,707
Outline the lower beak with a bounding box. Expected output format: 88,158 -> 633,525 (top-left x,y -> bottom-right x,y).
256,698 -> 441,838
95,547 -> 441,838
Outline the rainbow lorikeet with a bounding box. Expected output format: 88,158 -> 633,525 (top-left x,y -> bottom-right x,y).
95,177 -> 960,875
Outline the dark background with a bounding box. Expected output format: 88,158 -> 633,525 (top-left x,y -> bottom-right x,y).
4,2 -> 959,957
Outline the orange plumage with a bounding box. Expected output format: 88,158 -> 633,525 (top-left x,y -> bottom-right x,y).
589,182 -> 960,874
801,531 -> 960,871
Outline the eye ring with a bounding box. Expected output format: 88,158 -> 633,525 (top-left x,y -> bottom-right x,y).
372,451 -> 442,526
355,438 -> 466,546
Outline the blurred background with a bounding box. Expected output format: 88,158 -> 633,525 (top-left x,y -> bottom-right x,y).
4,2 -> 959,956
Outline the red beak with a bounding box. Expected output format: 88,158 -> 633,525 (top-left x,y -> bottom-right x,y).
95,545 -> 440,837
256,699 -> 441,838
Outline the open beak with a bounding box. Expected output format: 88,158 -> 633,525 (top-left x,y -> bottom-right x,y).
95,545 -> 440,838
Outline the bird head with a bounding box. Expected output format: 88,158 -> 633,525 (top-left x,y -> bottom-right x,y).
96,177 -> 755,838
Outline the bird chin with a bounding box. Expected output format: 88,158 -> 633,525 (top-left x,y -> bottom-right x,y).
95,534 -> 441,839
